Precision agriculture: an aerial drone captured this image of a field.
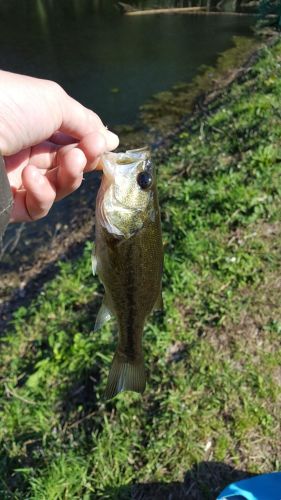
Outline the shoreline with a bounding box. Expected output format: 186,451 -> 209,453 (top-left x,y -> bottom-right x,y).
125,6 -> 206,15
126,9 -> 257,17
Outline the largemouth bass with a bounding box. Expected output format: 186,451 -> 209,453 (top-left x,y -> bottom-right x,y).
0,154 -> 13,243
92,147 -> 163,400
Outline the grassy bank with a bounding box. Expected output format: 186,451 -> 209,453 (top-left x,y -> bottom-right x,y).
0,40 -> 281,499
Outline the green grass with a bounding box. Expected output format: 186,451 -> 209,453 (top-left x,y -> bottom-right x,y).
0,41 -> 281,499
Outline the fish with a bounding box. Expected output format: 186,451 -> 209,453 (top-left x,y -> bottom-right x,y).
0,154 -> 13,244
92,146 -> 163,400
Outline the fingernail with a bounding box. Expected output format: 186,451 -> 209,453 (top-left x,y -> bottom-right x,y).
104,130 -> 119,151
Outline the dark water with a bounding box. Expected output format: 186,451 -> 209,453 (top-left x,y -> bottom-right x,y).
0,0 -> 255,270
0,0 -> 254,126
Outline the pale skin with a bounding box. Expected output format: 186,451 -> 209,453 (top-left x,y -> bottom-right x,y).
0,70 -> 119,222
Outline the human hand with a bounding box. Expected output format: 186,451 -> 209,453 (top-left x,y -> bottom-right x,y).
0,70 -> 119,222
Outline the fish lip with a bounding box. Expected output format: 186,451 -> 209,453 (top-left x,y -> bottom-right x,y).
126,146 -> 150,157
102,146 -> 150,171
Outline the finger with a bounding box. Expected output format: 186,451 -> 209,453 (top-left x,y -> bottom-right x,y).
4,149 -> 30,174
17,164 -> 56,221
28,141 -> 59,170
77,131 -> 108,172
47,147 -> 87,201
48,131 -> 77,145
10,190 -> 34,222
60,93 -> 119,150
27,142 -> 77,172
6,142 -> 59,182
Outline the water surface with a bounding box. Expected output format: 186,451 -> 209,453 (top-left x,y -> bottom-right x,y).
0,1 -> 254,125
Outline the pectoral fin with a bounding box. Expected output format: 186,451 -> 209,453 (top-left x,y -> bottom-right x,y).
153,290 -> 163,312
91,247 -> 97,275
94,299 -> 112,332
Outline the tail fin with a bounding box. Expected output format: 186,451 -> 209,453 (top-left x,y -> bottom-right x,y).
104,351 -> 146,400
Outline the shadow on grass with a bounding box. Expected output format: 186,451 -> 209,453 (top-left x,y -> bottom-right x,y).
57,364 -> 103,436
0,457 -> 255,500
0,237 -> 92,336
102,461 -> 254,500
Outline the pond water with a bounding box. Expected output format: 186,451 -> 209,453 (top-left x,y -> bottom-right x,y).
0,0 -> 255,271
0,0 -> 254,125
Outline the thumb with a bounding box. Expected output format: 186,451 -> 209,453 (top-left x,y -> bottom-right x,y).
58,92 -> 119,151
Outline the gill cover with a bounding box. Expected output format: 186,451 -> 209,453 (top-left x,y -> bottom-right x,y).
98,147 -> 154,239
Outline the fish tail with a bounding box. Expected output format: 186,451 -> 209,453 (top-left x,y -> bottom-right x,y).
104,351 -> 146,400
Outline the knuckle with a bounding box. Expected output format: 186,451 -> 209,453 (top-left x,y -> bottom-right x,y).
46,79 -> 64,96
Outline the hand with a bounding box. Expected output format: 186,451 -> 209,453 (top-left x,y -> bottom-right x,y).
0,70 -> 119,222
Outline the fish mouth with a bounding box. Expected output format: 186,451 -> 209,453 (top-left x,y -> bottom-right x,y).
102,147 -> 150,176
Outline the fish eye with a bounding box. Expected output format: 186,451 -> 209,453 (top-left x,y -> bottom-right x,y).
137,170 -> 153,190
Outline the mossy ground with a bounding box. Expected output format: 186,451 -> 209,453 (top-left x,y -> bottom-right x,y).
0,41 -> 281,499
